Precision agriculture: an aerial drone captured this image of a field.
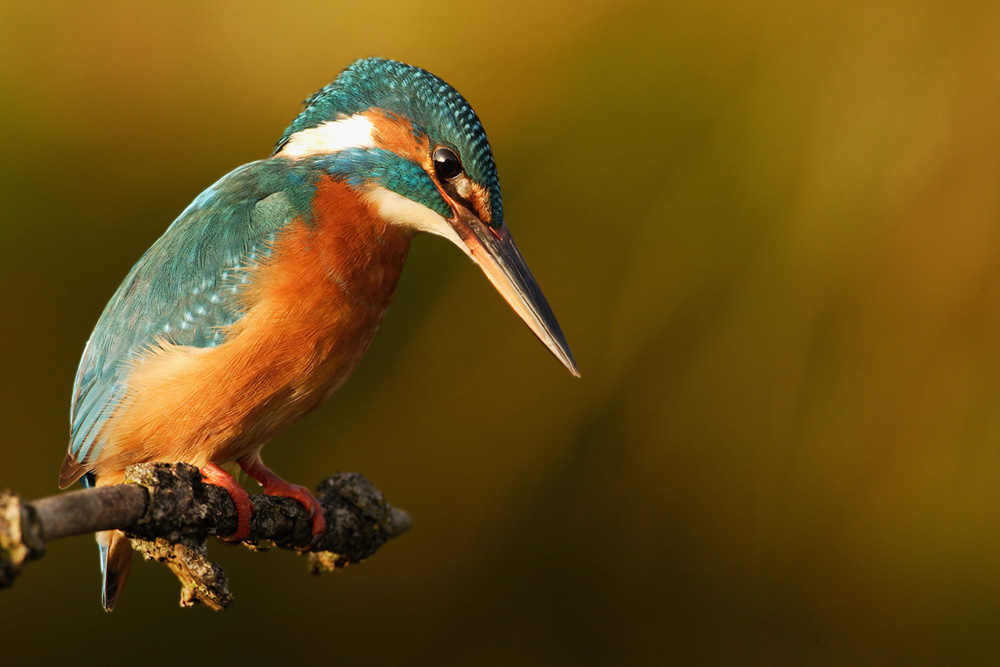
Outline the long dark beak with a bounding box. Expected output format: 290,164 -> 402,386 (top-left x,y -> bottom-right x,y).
452,207 -> 580,377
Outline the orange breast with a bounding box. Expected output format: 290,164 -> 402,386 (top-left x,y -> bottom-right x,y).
93,177 -> 412,482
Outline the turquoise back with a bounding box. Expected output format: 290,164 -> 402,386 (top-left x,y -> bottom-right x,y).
69,159 -> 318,464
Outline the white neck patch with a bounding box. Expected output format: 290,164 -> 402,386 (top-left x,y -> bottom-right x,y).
277,114 -> 377,159
364,186 -> 473,260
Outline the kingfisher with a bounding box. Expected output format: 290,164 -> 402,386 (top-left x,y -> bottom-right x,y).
58,57 -> 577,610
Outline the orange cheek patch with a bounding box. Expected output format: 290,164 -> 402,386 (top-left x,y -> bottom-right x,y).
364,109 -> 431,169
363,109 -> 495,225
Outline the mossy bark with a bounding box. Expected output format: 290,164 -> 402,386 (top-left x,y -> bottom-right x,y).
0,463 -> 410,608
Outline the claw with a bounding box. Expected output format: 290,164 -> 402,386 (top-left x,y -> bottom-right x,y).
201,462 -> 253,542
238,454 -> 327,548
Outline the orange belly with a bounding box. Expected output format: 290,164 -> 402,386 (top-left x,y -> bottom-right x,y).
92,178 -> 412,483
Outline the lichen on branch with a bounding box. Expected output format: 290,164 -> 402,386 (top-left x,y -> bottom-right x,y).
0,463 -> 410,609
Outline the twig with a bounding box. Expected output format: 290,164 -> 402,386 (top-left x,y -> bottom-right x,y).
0,463 -> 410,609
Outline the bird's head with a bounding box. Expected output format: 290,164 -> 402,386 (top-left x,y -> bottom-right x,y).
274,57 -> 578,376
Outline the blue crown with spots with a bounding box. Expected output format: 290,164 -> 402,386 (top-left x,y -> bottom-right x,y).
276,58 -> 504,227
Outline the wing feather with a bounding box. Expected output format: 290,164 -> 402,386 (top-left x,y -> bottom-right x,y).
66,158 -> 320,475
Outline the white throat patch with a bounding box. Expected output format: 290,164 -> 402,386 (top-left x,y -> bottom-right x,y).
364,186 -> 472,260
277,114 -> 376,159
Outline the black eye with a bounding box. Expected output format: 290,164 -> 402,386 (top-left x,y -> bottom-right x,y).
433,146 -> 463,180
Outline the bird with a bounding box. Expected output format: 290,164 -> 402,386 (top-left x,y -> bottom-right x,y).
58,57 -> 578,610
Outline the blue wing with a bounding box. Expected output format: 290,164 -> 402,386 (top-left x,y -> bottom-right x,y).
64,158 -> 320,481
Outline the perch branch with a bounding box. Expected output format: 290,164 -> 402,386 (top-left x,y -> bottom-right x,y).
0,463 -> 410,609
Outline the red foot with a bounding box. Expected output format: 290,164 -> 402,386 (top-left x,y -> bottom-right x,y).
239,455 -> 327,548
201,463 -> 253,543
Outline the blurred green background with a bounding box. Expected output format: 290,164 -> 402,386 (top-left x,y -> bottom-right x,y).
3,0 -> 1000,663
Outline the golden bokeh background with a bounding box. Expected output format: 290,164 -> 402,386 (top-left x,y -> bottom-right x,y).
3,0 -> 1000,663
